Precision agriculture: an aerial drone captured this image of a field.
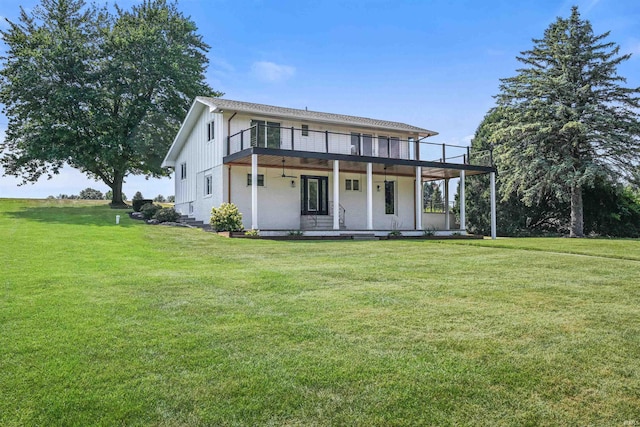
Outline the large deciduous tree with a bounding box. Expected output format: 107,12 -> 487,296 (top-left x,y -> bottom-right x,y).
492,6 -> 640,237
0,0 -> 220,206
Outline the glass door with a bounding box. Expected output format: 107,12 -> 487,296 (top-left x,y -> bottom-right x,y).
301,176 -> 328,215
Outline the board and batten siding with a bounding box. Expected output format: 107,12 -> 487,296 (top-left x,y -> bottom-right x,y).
174,108 -> 224,219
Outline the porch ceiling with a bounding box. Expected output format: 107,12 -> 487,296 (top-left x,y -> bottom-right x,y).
223,147 -> 493,180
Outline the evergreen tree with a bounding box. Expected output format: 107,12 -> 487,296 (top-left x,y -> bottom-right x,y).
492,6 -> 640,237
0,0 -> 220,206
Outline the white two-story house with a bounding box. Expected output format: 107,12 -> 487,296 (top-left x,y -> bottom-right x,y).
162,98 -> 497,237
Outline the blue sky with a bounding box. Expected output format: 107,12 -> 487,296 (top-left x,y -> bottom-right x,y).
1,0 -> 639,199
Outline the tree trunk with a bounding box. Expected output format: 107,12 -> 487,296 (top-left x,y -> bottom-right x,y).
109,172 -> 127,207
570,183 -> 584,237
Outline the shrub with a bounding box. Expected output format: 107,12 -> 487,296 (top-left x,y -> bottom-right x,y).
287,230 -> 304,236
153,207 -> 180,223
245,229 -> 260,237
388,230 -> 402,237
140,203 -> 162,220
210,203 -> 244,232
132,199 -> 154,212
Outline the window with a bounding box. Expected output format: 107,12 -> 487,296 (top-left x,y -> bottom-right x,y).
350,133 -> 360,155
204,175 -> 212,196
362,134 -> 373,156
301,124 -> 309,136
247,174 -> 265,187
390,137 -> 400,158
345,179 -> 360,191
378,136 -> 389,157
207,121 -> 215,141
251,120 -> 281,148
180,163 -> 187,180
385,181 -> 395,214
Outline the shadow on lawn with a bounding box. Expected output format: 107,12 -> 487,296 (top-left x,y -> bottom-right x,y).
5,205 -> 137,227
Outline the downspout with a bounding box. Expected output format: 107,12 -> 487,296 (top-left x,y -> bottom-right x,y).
227,112 -> 237,203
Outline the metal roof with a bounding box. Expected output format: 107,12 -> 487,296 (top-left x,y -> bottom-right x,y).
197,97 -> 438,136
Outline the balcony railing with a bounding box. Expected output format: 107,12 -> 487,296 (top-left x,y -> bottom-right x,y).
227,124 -> 485,166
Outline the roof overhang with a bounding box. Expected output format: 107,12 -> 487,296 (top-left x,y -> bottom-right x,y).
161,99 -> 209,168
198,97 -> 438,138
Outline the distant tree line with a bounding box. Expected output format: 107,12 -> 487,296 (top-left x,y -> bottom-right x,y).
48,188 -> 174,203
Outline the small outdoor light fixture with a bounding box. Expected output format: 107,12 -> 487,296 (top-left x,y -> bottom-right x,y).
377,185 -> 380,192
291,179 -> 296,188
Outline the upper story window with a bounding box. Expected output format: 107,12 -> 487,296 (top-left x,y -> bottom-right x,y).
378,136 -> 389,157
301,124 -> 309,136
207,120 -> 215,141
180,162 -> 187,180
251,120 -> 280,148
350,133 -> 360,156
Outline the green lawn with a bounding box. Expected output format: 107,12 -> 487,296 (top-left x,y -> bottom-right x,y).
1,198 -> 639,426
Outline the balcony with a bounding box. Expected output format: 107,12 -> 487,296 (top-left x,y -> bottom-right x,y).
224,124 -> 494,180
227,124 -> 492,165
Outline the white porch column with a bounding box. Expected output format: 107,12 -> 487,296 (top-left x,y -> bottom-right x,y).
490,171 -> 497,240
366,162 -> 373,230
459,170 -> 466,232
333,160 -> 340,230
444,178 -> 450,230
251,154 -> 258,230
415,166 -> 422,230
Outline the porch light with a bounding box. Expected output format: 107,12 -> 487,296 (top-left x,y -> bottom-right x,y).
291,180 -> 296,188
377,185 -> 380,192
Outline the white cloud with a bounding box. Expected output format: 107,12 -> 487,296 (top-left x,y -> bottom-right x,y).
251,61 -> 296,83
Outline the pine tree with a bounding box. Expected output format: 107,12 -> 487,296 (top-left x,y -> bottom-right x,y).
493,6 -> 640,237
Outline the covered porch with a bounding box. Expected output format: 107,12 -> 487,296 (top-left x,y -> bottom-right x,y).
224,147 -> 498,238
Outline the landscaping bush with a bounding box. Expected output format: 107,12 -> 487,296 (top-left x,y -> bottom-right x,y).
210,203 -> 244,232
140,203 -> 162,220
133,199 -> 154,212
153,207 -> 180,223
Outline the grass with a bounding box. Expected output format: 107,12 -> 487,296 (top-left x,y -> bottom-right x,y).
1,198 -> 639,426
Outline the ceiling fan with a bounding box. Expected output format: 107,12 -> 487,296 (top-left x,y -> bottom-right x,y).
277,158 -> 297,178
